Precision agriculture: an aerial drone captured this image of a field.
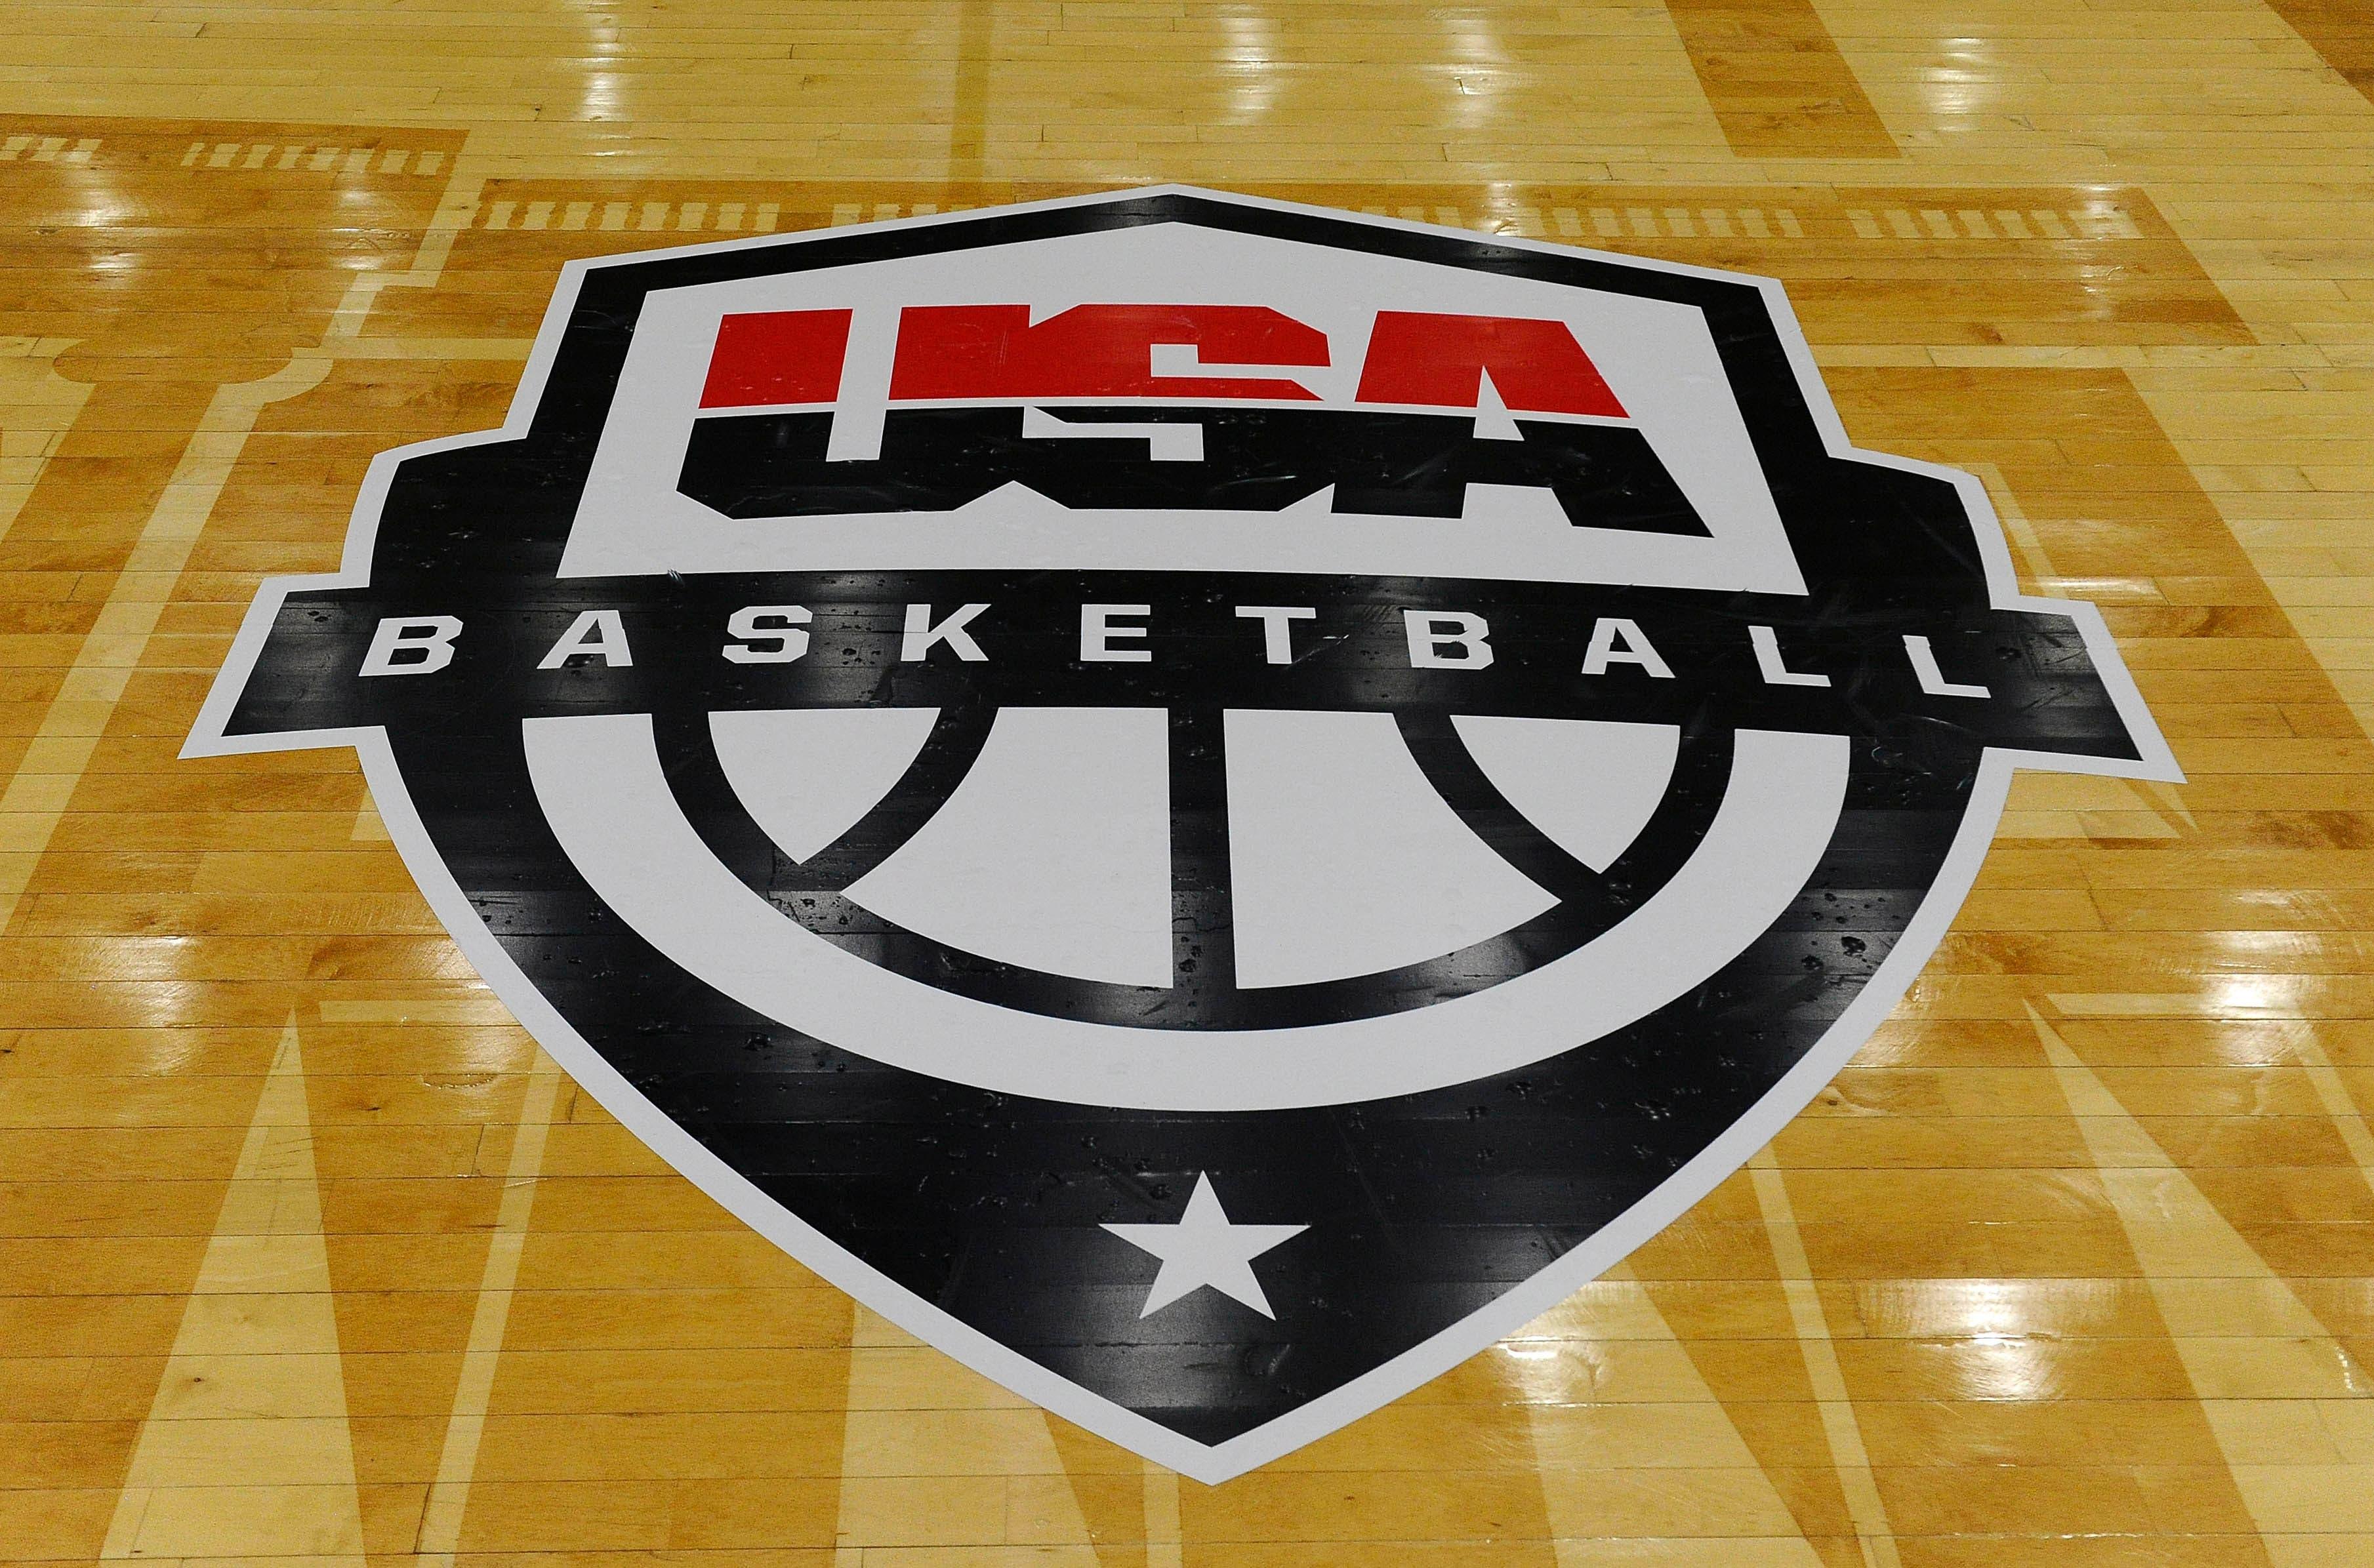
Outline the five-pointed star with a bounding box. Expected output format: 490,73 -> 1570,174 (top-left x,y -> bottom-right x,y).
1102,1173 -> 1308,1319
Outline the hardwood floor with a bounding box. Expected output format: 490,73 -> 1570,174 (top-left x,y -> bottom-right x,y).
5,2 -> 2374,1563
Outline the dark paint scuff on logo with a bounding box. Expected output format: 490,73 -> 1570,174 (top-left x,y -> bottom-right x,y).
188,188 -> 2177,1481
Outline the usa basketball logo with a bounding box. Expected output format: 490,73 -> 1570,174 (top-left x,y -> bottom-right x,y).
188,188 -> 2177,1480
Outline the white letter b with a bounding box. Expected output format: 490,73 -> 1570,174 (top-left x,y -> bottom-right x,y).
359,615 -> 462,677
1403,611 -> 1494,670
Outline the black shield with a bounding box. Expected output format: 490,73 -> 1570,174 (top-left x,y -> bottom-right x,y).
187,188 -> 2175,1479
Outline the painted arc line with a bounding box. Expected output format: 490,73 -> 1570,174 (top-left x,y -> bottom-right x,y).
710,705 -> 941,862
1226,708 -> 1559,990
523,714 -> 1849,1111
840,706 -> 1175,988
1450,714 -> 1681,874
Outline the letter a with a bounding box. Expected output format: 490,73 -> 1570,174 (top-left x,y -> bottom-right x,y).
539,609 -> 634,669
1581,617 -> 1673,678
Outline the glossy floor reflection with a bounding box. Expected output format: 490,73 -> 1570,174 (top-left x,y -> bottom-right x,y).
5,1 -> 2374,1563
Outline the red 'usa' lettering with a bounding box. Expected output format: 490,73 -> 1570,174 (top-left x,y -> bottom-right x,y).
1355,311 -> 1626,418
698,309 -> 854,409
886,304 -> 1328,401
696,305 -> 1629,416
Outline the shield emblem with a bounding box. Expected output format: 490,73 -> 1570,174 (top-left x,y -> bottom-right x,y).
187,187 -> 2177,1481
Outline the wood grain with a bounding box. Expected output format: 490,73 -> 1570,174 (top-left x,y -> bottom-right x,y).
3,1 -> 2374,1560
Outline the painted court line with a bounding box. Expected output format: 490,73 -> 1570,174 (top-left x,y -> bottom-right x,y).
413,1049 -> 564,1566
1747,1148 -> 1903,1568
0,355 -> 328,935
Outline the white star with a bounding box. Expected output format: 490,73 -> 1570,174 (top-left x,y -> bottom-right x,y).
1102,1173 -> 1307,1319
